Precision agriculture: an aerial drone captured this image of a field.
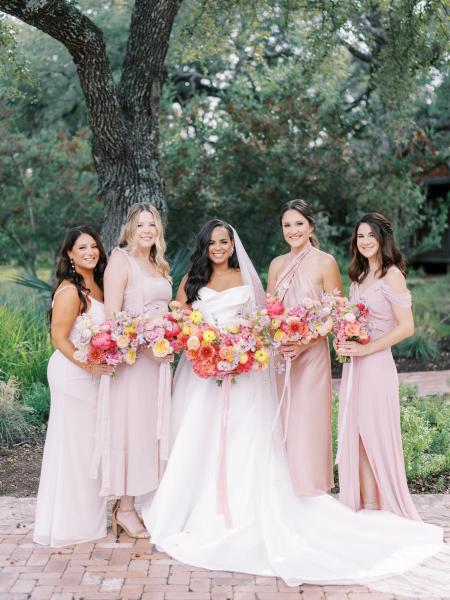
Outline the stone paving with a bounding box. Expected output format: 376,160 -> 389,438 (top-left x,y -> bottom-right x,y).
0,495 -> 448,600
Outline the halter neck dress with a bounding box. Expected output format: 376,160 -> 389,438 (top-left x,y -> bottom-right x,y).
274,242 -> 334,495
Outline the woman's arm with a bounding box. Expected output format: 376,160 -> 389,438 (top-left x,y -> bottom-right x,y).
51,286 -> 114,375
175,274 -> 190,308
337,269 -> 413,358
104,250 -> 128,319
321,253 -> 343,296
267,256 -> 283,295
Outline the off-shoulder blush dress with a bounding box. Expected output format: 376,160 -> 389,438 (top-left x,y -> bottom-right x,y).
337,278 -> 420,520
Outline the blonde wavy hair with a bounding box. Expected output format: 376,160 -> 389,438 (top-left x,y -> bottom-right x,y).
118,202 -> 171,281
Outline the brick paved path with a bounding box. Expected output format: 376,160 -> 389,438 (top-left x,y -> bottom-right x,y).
0,495 -> 448,600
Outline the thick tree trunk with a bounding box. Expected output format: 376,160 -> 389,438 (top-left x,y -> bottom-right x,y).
0,0 -> 183,252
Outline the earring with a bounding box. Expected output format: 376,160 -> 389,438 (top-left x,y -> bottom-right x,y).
70,258 -> 76,273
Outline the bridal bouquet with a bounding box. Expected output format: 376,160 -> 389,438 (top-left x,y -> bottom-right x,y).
175,308 -> 271,382
331,297 -> 371,363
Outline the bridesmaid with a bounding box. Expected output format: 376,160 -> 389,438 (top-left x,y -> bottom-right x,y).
336,212 -> 419,520
99,202 -> 172,540
34,226 -> 113,547
267,199 -> 343,496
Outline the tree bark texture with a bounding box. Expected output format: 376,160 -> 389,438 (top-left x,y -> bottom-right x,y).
0,0 -> 183,250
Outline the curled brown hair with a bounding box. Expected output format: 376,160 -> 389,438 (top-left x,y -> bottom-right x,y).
279,199 -> 320,248
348,213 -> 406,283
49,225 -> 107,322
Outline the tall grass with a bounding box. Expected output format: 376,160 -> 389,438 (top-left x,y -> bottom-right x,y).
0,285 -> 52,388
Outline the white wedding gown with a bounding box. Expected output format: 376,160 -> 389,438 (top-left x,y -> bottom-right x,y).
142,286 -> 446,589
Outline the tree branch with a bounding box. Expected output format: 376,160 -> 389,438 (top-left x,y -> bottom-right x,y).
0,0 -> 128,160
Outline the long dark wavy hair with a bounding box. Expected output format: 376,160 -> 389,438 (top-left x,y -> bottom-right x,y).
348,213 -> 406,283
49,226 -> 108,321
279,199 -> 319,248
184,219 -> 239,304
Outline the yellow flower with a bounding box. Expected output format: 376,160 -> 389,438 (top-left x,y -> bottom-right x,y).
273,329 -> 285,342
124,325 -> 136,334
239,352 -> 249,364
227,325 -> 239,334
124,348 -> 137,365
153,339 -> 171,357
116,334 -> 131,348
202,329 -> 216,343
190,310 -> 202,324
255,349 -> 269,364
182,325 -> 191,335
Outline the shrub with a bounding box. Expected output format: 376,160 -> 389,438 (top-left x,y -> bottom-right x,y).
395,315 -> 439,360
21,382 -> 50,426
332,385 -> 449,483
0,378 -> 37,447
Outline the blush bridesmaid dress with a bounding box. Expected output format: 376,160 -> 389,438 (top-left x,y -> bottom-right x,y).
91,248 -> 172,498
337,277 -> 420,520
274,241 -> 334,496
34,287 -> 107,546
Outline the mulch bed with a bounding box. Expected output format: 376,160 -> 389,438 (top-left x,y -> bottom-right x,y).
0,445 -> 447,498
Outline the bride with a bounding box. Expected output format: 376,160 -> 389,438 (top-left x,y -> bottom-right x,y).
141,219 -> 445,589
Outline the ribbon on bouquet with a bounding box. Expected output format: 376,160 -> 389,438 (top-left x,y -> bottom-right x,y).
335,358 -> 354,465
216,374 -> 233,529
89,374 -> 111,493
156,362 -> 172,465
271,357 -> 292,441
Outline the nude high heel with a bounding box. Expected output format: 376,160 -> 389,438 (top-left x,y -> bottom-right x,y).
111,499 -> 150,543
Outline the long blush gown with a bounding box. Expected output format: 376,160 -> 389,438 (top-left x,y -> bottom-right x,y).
274,242 -> 333,495
34,288 -> 107,547
142,285 -> 444,588
338,278 -> 421,520
91,248 -> 172,497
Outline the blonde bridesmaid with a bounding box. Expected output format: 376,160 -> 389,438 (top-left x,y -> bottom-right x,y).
336,213 -> 420,520
267,199 -> 343,496
34,226 -> 114,547
95,203 -> 172,540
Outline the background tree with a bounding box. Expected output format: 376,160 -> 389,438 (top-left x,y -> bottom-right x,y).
0,0 -> 183,249
0,1 -> 448,268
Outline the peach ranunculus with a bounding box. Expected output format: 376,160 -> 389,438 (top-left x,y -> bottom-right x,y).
187,336 -> 201,351
344,322 -> 360,338
116,334 -> 131,348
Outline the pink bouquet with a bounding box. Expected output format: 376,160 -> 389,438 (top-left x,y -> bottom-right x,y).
264,293 -> 334,348
331,298 -> 371,363
72,315 -> 122,367
139,301 -> 186,358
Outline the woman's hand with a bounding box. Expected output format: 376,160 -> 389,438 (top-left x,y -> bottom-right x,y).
281,338 -> 318,361
336,341 -> 371,358
85,363 -> 116,376
141,347 -> 174,364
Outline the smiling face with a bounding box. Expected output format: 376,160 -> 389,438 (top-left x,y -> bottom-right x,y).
67,233 -> 100,272
133,210 -> 158,253
208,226 -> 234,266
356,222 -> 381,262
281,209 -> 314,251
